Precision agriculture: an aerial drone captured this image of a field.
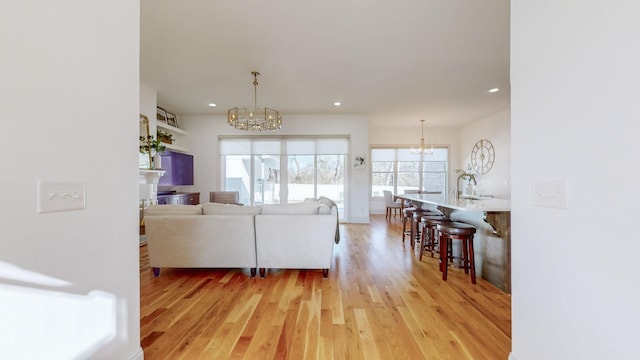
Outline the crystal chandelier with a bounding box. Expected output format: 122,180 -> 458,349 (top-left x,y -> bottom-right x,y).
411,119 -> 434,155
228,71 -> 282,131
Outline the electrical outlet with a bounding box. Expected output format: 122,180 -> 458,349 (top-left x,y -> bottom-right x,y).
38,181 -> 86,213
532,180 -> 569,209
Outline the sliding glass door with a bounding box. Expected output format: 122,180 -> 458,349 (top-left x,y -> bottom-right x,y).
254,154 -> 281,205
287,154 -> 315,203
220,137 -> 347,220
317,154 -> 345,202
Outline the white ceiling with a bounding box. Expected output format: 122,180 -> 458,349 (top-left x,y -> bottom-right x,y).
140,0 -> 510,129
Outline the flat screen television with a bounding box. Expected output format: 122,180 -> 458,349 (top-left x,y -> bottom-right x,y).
158,151 -> 194,186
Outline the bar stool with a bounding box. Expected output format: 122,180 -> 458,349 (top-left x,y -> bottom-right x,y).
401,207 -> 418,244
418,215 -> 451,261
408,209 -> 436,248
411,211 -> 441,250
437,222 -> 477,284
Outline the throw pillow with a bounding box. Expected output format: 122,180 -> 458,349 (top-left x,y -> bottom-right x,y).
318,204 -> 331,215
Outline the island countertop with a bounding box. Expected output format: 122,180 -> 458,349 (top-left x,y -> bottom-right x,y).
396,193 -> 511,212
396,192 -> 511,293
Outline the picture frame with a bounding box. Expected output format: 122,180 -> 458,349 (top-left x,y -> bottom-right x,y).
156,107 -> 167,123
166,112 -> 178,128
353,153 -> 366,170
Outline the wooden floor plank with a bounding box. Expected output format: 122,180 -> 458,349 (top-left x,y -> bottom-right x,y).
140,215 -> 511,359
354,308 -> 381,360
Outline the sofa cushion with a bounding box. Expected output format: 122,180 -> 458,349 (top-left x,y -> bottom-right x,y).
202,202 -> 262,215
145,204 -> 202,216
260,201 -> 321,215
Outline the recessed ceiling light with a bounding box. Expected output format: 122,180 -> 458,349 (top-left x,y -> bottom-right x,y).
333,102 -> 341,106
208,103 -> 217,107
488,88 -> 499,93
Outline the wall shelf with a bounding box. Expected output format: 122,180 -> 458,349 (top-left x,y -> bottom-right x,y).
157,122 -> 187,135
157,121 -> 188,152
163,142 -> 188,153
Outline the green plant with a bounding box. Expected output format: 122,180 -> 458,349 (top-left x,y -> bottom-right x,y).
156,129 -> 173,141
139,135 -> 166,154
456,167 -> 477,185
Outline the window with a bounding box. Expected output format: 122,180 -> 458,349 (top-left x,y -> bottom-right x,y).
219,137 -> 348,220
371,147 -> 448,197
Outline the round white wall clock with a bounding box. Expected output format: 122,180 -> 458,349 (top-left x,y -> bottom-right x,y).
471,139 -> 495,174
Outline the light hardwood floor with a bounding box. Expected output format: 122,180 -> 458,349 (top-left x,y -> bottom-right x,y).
140,214 -> 511,359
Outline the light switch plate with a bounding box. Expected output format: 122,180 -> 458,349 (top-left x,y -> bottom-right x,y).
38,181 -> 86,213
532,179 -> 569,209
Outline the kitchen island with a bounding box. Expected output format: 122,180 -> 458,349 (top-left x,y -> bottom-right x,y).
397,193 -> 511,293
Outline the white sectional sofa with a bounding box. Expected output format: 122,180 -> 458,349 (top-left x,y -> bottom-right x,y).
144,198 -> 339,278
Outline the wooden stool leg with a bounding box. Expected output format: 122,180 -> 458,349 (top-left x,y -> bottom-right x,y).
411,215 -> 422,250
438,231 -> 444,272
425,226 -> 431,252
462,236 -> 469,274
418,222 -> 425,260
468,236 -> 476,284
420,224 -> 436,260
430,226 -> 437,258
441,235 -> 448,280
402,216 -> 408,243
409,218 -> 415,249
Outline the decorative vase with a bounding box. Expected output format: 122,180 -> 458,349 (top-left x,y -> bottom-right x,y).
153,153 -> 162,170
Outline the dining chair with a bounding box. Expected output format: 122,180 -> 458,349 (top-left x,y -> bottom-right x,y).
209,191 -> 241,205
383,190 -> 402,220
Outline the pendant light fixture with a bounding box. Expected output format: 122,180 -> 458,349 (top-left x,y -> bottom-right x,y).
228,71 -> 283,131
411,119 -> 434,154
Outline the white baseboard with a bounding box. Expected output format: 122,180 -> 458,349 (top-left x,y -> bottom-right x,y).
130,347 -> 144,360
348,216 -> 370,223
508,352 -> 517,360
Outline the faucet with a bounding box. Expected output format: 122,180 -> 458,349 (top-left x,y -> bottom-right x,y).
456,173 -> 464,199
456,172 -> 477,199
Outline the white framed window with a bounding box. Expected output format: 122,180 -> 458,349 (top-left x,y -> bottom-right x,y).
371,147 -> 448,197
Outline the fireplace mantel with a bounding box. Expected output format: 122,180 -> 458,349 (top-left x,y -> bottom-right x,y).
139,170 -> 166,201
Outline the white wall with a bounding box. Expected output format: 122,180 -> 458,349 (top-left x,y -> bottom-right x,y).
0,2 -> 142,360
459,109 -> 511,199
140,82 -> 157,135
179,114 -> 371,223
511,2 -> 640,360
